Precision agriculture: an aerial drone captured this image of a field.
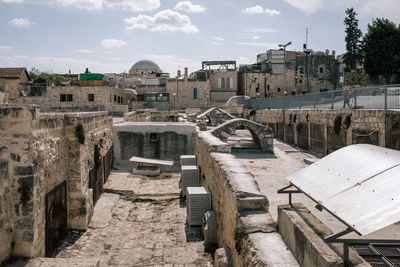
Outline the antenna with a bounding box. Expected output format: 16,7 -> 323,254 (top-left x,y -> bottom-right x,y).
299,27 -> 312,50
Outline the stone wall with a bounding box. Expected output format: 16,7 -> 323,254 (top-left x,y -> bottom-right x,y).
113,122 -> 195,171
166,79 -> 210,108
124,110 -> 179,122
194,131 -> 297,266
0,104 -> 112,263
251,109 -> 400,156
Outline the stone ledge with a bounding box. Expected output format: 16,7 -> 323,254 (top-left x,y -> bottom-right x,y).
278,203 -> 367,267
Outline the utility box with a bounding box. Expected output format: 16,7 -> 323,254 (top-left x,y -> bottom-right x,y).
180,165 -> 199,197
180,155 -> 196,166
187,187 -> 211,226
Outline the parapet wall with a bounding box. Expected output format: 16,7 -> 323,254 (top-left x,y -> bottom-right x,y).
0,104 -> 112,263
194,131 -> 298,266
250,109 -> 400,156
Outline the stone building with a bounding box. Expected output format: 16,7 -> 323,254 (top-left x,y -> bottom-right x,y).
166,68 -> 210,109
13,85 -> 130,115
0,68 -> 31,101
239,49 -> 339,98
0,104 -> 113,262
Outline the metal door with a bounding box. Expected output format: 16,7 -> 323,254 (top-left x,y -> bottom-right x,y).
45,181 -> 67,257
89,145 -> 103,205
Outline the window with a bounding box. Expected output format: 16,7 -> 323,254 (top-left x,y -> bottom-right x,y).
221,78 -> 225,89
118,96 -> 121,103
320,67 -> 324,73
277,87 -> 281,92
267,85 -> 270,91
88,94 -> 94,102
60,94 -> 66,102
121,97 -> 123,103
299,79 -> 303,84
300,67 -> 304,74
226,78 -> 230,88
114,95 -> 117,102
190,88 -> 203,100
67,94 -> 73,102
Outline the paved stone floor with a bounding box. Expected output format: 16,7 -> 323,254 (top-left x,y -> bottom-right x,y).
11,169 -> 212,266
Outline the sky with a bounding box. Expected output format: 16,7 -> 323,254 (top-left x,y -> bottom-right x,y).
0,0 -> 399,76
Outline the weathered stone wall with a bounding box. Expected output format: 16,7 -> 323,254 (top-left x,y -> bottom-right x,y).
113,122 -> 195,171
0,104 -> 112,263
251,109 -> 400,156
124,110 -> 179,122
166,79 -> 210,108
194,132 -> 297,266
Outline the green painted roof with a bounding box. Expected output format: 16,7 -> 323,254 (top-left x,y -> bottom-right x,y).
79,73 -> 104,81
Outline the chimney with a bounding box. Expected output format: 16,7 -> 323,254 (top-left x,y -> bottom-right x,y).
184,67 -> 188,81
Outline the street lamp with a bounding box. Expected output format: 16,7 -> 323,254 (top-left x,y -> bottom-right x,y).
173,92 -> 176,109
278,41 -> 292,96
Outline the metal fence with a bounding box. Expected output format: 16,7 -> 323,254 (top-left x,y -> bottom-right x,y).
244,84 -> 400,110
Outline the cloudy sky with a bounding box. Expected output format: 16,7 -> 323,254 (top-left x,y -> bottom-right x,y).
0,0 -> 398,75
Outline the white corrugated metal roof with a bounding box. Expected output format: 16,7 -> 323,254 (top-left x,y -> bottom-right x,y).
288,144 -> 400,236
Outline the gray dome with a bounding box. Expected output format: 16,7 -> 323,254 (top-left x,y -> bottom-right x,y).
130,59 -> 161,72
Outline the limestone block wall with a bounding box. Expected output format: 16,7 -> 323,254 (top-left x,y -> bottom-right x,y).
124,110 -> 179,122
194,131 -> 282,266
251,109 -> 400,156
0,104 -> 112,263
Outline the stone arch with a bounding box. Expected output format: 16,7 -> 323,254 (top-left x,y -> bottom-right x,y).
210,118 -> 274,152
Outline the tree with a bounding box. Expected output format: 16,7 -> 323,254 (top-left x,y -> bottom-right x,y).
363,18 -> 400,83
343,8 -> 363,71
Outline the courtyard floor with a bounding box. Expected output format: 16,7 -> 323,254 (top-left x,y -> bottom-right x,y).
11,169 -> 212,266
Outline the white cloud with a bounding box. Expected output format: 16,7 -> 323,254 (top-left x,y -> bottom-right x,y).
243,5 -> 280,16
8,18 -> 32,29
212,36 -> 224,42
253,36 -> 261,40
0,45 -> 13,53
56,0 -> 103,11
75,49 -> 94,54
283,0 -> 399,20
105,0 -> 160,12
174,1 -> 206,13
14,55 -> 29,59
101,39 -> 127,49
211,36 -> 224,45
54,0 -> 160,12
125,9 -> 199,33
237,42 -> 277,48
2,0 -> 23,3
246,27 -> 278,33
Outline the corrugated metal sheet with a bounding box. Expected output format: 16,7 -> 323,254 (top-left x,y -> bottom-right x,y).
288,144 -> 400,236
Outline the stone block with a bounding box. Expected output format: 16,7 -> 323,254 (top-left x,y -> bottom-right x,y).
214,247 -> 230,267
278,203 -> 366,267
23,231 -> 33,242
15,218 -> 34,230
236,197 -> 268,211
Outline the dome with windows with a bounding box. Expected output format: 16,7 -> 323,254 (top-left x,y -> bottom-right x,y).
129,59 -> 162,75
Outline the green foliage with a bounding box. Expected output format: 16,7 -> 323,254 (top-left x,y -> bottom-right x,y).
344,8 -> 363,71
29,68 -> 68,85
234,220 -> 248,254
363,18 -> 400,83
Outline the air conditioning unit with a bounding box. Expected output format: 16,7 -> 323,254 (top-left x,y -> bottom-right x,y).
187,187 -> 211,226
180,155 -> 196,166
180,165 -> 199,197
